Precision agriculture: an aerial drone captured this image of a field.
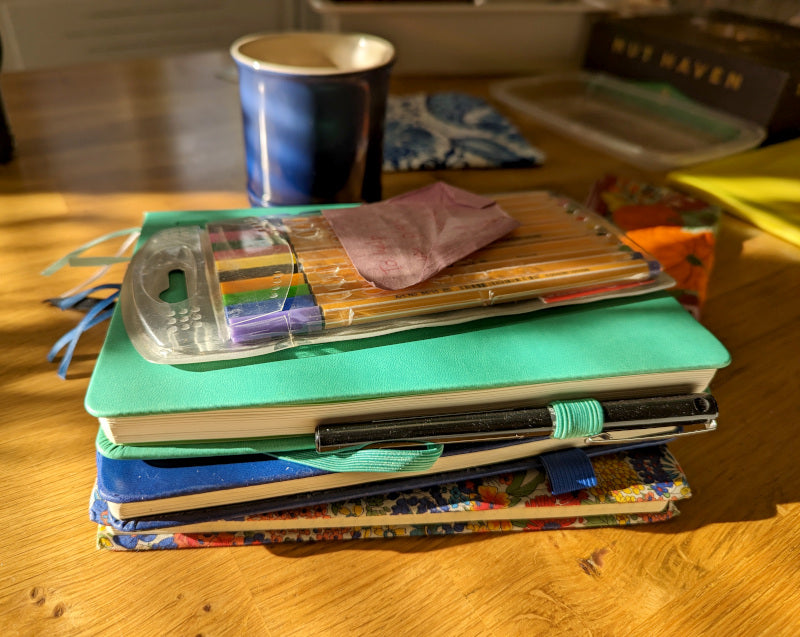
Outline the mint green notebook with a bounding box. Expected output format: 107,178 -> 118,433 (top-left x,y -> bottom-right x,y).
85,208 -> 731,445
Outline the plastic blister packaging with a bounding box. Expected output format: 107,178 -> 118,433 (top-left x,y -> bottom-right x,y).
121,191 -> 674,364
491,72 -> 766,171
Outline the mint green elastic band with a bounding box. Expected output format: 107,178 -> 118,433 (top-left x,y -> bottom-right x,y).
275,444 -> 445,473
95,428 -> 316,460
96,427 -> 443,472
41,227 -> 140,276
550,399 -> 604,439
64,256 -> 133,267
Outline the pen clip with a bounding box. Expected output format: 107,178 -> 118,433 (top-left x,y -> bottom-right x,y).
584,420 -> 717,445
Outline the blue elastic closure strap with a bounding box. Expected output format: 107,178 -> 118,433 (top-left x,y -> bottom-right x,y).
275,443 -> 445,473
550,399 -> 604,439
539,447 -> 598,495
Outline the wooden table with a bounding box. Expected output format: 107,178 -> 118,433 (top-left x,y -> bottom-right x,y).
1,51 -> 799,636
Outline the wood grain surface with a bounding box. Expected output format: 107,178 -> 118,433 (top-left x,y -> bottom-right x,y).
1,52 -> 798,637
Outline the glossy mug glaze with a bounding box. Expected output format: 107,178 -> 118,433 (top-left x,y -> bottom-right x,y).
231,32 -> 395,207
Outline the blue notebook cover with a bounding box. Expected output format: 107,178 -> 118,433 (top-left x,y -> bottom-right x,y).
96,437 -> 559,518
95,436 -> 663,521
93,454 -> 548,532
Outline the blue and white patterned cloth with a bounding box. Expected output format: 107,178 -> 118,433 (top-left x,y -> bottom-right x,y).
383,92 -> 545,172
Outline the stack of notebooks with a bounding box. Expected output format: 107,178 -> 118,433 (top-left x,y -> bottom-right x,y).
85,190 -> 730,551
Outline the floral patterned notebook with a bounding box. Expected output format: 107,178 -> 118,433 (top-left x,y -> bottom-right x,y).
96,445 -> 690,551
586,175 -> 722,318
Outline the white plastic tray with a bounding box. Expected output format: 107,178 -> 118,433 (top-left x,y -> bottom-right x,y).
308,1 -> 609,75
491,72 -> 766,171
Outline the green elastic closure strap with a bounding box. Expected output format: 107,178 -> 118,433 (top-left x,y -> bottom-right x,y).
96,428 -> 444,473
275,444 -> 445,473
550,399 -> 604,439
95,428 -> 316,460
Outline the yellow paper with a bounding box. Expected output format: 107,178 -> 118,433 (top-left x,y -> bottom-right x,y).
668,139 -> 800,248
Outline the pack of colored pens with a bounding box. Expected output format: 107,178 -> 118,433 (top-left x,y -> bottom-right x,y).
121,190 -> 673,363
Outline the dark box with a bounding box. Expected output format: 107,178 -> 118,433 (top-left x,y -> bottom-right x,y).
583,10 -> 800,143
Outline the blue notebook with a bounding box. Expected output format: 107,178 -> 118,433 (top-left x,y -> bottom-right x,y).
93,454 -> 552,532
96,434 -> 671,519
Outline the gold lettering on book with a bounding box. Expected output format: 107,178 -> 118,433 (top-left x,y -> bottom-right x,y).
693,61 -> 709,80
660,51 -> 677,70
724,72 -> 743,90
626,42 -> 641,58
624,42 -> 653,62
608,36 -> 744,91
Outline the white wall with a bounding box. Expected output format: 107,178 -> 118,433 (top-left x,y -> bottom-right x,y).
0,0 -> 320,71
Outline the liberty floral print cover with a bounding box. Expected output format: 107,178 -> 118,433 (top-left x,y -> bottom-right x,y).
587,175 -> 722,318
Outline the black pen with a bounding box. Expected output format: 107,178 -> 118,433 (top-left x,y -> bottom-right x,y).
314,393 -> 718,452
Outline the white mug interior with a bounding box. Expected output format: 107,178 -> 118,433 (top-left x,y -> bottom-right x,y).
231,32 -> 395,76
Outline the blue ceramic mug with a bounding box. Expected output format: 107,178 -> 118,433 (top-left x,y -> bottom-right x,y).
231,32 -> 395,207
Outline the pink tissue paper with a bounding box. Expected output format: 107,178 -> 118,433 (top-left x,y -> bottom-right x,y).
322,182 -> 520,290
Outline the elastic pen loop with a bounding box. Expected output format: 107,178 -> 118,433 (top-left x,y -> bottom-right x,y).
550,399 -> 604,439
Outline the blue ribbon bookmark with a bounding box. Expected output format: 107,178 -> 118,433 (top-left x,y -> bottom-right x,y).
47,284 -> 121,379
